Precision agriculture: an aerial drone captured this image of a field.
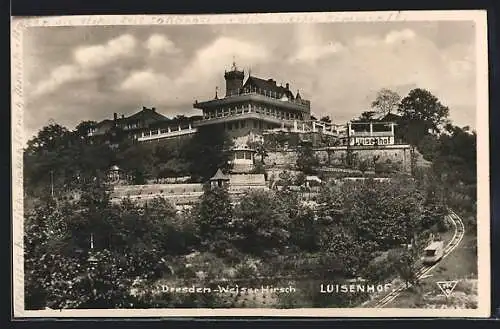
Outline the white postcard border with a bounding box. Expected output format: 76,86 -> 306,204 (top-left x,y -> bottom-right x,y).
11,10 -> 490,318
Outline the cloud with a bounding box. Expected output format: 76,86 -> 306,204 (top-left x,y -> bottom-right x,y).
384,29 -> 416,44
118,36 -> 271,105
31,34 -> 138,97
119,70 -> 177,105
178,37 -> 270,84
24,24 -> 478,140
288,42 -> 345,63
353,37 -> 378,47
145,34 -> 180,56
74,34 -> 137,68
32,64 -> 95,96
280,27 -> 475,128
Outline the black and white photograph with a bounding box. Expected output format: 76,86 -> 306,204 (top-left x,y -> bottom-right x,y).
11,11 -> 490,317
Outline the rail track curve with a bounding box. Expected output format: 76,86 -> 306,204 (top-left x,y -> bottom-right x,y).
372,209 -> 465,308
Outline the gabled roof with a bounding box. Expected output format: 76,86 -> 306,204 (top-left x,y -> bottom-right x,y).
243,76 -> 295,100
95,119 -> 113,128
210,168 -> 230,181
119,108 -> 167,123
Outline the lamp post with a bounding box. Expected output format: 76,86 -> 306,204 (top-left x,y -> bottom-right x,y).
50,170 -> 54,198
87,233 -> 98,268
346,121 -> 352,168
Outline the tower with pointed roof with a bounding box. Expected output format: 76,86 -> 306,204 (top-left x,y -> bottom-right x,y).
192,62 -> 313,172
209,168 -> 230,188
224,61 -> 245,97
194,62 -> 311,138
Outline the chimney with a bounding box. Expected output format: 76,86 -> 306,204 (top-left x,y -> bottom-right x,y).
113,113 -> 117,120
122,114 -> 125,119
152,107 -> 156,112
286,83 -> 289,90
143,106 -> 147,110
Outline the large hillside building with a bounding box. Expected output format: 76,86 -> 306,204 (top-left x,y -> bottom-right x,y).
87,63 -> 401,152
88,106 -> 200,144
193,62 -> 312,145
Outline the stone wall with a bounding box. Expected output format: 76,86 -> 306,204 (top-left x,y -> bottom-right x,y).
315,145 -> 412,173
265,145 -> 413,175
111,174 -> 269,205
265,150 -> 298,168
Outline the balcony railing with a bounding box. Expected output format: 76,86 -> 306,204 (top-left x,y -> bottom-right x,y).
196,110 -> 298,127
195,92 -> 310,111
226,90 -> 311,106
137,125 -> 197,142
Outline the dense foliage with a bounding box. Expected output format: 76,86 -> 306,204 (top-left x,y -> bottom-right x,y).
23,87 -> 476,309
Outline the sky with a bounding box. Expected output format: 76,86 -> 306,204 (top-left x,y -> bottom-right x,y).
22,20 -> 477,141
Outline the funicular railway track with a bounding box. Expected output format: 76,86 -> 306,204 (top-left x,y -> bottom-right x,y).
372,209 -> 465,308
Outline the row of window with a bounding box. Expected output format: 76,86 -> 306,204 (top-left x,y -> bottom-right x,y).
204,104 -> 303,121
234,151 -> 254,160
225,120 -> 275,131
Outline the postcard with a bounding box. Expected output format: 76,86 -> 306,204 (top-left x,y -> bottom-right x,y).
11,10 -> 490,318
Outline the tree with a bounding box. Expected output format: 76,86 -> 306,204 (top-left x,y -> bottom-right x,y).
233,190 -> 290,256
289,206 -> 320,252
398,88 -> 450,145
358,159 -> 370,174
362,252 -> 394,283
341,178 -> 424,252
296,142 -> 319,174
74,121 -> 97,141
417,135 -> 441,162
24,186 -> 193,309
371,88 -> 401,115
320,116 -> 332,123
24,122 -> 117,198
388,248 -> 419,288
429,125 -> 476,221
194,184 -> 234,254
247,140 -> 268,164
359,111 -> 376,121
115,143 -> 155,184
25,123 -> 72,155
183,125 -> 234,182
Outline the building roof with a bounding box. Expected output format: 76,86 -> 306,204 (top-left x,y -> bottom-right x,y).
210,168 -> 230,181
232,145 -> 257,152
243,76 -> 296,100
117,107 -> 167,124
